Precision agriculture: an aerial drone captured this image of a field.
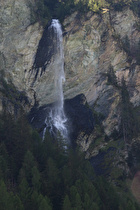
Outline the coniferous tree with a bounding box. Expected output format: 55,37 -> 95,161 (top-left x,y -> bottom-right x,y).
0,180 -> 24,210
0,180 -> 10,209
11,194 -> 24,210
19,150 -> 36,185
31,166 -> 41,192
70,185 -> 79,207
39,197 -> 52,210
62,194 -> 72,210
74,192 -> 83,210
19,178 -> 31,209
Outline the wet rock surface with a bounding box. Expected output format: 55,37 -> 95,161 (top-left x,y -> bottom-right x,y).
28,94 -> 94,142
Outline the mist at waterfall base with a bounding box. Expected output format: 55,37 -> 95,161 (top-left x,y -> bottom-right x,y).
42,19 -> 68,146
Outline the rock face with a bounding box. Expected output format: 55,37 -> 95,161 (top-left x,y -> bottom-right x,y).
0,0 -> 43,108
28,94 -> 94,142
63,9 -> 140,136
1,1 -> 140,183
0,2 -> 140,164
61,9 -> 140,177
64,94 -> 94,142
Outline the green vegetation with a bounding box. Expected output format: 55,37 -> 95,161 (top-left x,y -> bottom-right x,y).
0,111 -> 139,209
33,0 -> 140,26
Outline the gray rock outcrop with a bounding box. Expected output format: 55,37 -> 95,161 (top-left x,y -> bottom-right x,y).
0,2 -> 140,139
0,0 -> 43,108
63,9 -> 140,136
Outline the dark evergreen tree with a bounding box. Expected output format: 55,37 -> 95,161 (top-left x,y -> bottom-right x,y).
62,194 -> 72,210
0,108 -> 139,210
74,192 -> 83,210
38,196 -> 52,210
19,178 -> 31,209
31,166 -> 41,192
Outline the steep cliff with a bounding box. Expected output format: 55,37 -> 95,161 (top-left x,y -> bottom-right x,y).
63,9 -> 140,136
0,1 -> 140,184
0,0 -> 43,112
62,9 -> 140,180
1,2 -> 139,134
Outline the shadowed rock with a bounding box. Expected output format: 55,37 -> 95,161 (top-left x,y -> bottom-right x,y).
28,94 -> 94,143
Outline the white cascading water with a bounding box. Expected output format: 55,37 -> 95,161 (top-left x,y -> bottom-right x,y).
43,19 -> 68,144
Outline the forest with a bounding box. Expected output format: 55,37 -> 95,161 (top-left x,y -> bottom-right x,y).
0,0 -> 140,209
0,111 -> 139,210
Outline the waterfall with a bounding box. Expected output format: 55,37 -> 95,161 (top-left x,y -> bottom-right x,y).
43,19 -> 68,145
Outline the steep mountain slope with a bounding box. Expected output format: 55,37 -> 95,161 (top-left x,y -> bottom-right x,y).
0,1 -> 140,194
0,0 -> 43,112
0,1 -> 139,135
63,9 -> 140,136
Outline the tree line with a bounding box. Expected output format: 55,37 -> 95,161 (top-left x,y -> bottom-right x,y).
0,111 -> 139,209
